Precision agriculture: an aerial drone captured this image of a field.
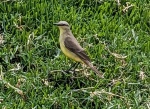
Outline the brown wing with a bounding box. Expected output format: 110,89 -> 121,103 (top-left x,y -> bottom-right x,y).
64,37 -> 90,62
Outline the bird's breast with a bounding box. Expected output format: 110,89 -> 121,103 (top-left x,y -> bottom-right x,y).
59,37 -> 83,63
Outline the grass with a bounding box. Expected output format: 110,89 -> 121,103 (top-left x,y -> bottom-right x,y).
0,0 -> 150,108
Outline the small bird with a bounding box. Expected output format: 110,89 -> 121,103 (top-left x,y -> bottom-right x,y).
53,21 -> 104,78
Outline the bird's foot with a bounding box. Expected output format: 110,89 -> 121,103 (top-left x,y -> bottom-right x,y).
63,70 -> 75,74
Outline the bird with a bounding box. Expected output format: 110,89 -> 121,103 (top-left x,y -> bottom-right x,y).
53,21 -> 104,78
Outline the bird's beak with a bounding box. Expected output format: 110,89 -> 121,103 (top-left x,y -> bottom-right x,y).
53,23 -> 59,26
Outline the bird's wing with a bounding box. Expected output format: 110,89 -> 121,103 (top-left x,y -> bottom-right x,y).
64,37 -> 90,61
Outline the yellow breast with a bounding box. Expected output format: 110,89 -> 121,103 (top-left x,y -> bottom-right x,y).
60,42 -> 83,63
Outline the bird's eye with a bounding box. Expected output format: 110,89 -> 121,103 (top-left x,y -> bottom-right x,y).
61,24 -> 68,26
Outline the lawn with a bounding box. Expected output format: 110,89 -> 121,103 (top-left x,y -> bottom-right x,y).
0,0 -> 150,108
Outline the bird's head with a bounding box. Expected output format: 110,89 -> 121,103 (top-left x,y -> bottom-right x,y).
53,21 -> 70,32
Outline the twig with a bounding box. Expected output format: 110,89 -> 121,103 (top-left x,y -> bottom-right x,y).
105,46 -> 127,59
71,87 -> 95,92
72,87 -> 124,98
101,41 -> 127,59
0,66 -> 26,100
70,87 -> 125,99
1,0 -> 17,2
9,63 -> 21,71
3,80 -> 24,96
90,89 -> 125,99
123,2 -> 134,13
115,0 -> 121,6
50,69 -> 84,73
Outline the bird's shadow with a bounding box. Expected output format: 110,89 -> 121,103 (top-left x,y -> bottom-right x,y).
47,70 -> 87,89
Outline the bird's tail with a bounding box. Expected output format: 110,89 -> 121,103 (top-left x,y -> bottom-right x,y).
84,61 -> 104,78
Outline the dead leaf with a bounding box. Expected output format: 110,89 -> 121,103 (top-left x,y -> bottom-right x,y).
139,71 -> 145,80
0,34 -> 4,45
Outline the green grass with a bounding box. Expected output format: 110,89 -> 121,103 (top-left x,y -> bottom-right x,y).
0,0 -> 150,108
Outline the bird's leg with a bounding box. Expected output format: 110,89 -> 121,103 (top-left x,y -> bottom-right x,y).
64,63 -> 77,73
65,63 -> 79,73
72,62 -> 80,72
